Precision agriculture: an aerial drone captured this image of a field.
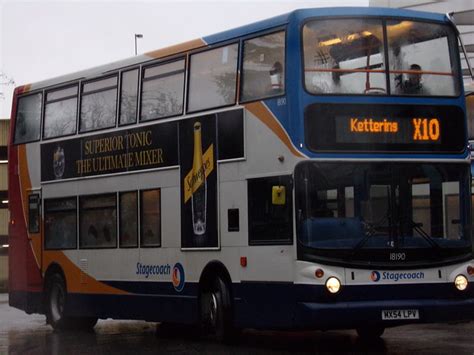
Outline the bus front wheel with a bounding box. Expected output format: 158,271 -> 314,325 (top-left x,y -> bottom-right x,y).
45,273 -> 97,331
200,276 -> 234,341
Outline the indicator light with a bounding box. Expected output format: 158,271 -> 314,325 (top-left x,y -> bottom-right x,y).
315,269 -> 324,278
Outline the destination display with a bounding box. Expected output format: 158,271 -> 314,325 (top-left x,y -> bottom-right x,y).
335,116 -> 441,145
305,104 -> 465,153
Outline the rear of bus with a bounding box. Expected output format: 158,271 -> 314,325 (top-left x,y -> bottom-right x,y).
8,85 -> 44,313
292,8 -> 474,333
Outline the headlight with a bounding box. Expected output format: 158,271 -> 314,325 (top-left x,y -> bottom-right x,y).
326,277 -> 341,294
454,274 -> 468,291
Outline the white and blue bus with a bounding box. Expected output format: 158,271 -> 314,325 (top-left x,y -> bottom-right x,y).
9,7 -> 474,340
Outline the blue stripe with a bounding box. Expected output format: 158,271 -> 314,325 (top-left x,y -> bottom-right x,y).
297,298 -> 474,329
203,7 -> 448,46
101,280 -> 198,297
87,280 -> 474,329
66,293 -> 198,324
12,280 -> 474,329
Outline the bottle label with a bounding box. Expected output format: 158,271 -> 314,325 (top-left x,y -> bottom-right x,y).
183,144 -> 214,203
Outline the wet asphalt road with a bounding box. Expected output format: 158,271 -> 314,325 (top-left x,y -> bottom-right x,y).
1,293 -> 473,354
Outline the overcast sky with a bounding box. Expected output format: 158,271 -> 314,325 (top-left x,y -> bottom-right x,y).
0,0 -> 368,118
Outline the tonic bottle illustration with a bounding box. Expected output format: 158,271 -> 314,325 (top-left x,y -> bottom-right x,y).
191,122 -> 207,236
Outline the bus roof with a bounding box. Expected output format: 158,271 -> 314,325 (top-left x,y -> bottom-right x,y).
18,7 -> 449,94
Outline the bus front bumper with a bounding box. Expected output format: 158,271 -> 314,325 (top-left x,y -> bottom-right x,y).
296,298 -> 474,329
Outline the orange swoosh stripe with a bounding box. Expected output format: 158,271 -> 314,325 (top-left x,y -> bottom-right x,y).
43,251 -> 129,295
18,145 -> 42,268
244,102 -> 305,158
20,84 -> 32,94
145,38 -> 206,59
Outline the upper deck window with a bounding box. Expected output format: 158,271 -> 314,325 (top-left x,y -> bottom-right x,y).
387,20 -> 459,96
119,69 -> 139,125
241,31 -> 286,102
44,85 -> 78,139
303,19 -> 386,95
303,19 -> 460,96
80,76 -> 118,132
188,43 -> 239,112
141,59 -> 185,121
14,93 -> 42,144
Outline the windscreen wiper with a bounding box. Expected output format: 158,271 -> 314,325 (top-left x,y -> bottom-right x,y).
348,216 -> 388,259
408,220 -> 441,251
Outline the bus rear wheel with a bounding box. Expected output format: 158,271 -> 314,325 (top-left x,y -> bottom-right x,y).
200,276 -> 234,342
45,273 -> 97,331
356,326 -> 385,340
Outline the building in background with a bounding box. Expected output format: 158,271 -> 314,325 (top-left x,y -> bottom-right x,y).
0,119 -> 9,292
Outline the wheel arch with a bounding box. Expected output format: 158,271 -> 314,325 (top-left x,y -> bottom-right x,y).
198,260 -> 233,295
43,263 -> 67,292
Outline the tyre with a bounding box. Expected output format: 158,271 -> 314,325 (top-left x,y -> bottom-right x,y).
200,276 -> 235,342
45,273 -> 97,331
356,326 -> 385,340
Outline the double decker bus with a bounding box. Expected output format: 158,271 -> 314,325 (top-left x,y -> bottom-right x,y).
9,7 -> 474,340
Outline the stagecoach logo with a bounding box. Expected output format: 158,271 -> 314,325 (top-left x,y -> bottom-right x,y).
53,146 -> 65,179
371,271 -> 381,282
370,270 -> 425,282
172,263 -> 185,292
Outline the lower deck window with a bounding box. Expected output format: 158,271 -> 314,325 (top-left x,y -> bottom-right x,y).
120,191 -> 138,247
44,197 -> 77,250
140,189 -> 161,247
80,194 -> 117,248
248,175 -> 293,245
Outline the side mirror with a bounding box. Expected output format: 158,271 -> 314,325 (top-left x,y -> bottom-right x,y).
272,186 -> 286,205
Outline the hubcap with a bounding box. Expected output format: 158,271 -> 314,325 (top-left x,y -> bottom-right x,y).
50,284 -> 64,322
209,293 -> 218,326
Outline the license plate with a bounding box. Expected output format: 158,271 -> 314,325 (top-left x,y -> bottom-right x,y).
382,309 -> 419,320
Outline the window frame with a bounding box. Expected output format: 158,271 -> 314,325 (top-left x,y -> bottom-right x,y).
79,192 -> 118,250
466,92 -> 474,140
139,57 -> 186,122
239,28 -> 287,104
119,190 -> 139,249
186,41 -> 240,114
139,188 -> 162,248
44,196 -> 78,251
300,16 -> 462,99
118,67 -> 141,127
79,74 -> 119,134
13,91 -> 43,145
28,193 -> 41,234
42,84 -> 79,140
216,108 -> 246,162
247,174 -> 294,246
385,18 -> 461,98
